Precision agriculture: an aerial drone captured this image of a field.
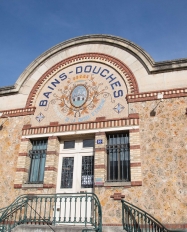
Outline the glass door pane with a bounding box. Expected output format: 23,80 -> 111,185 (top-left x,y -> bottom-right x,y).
61,157 -> 74,188
81,156 -> 94,188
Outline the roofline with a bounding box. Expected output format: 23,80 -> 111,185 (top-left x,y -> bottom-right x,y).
1,34 -> 187,95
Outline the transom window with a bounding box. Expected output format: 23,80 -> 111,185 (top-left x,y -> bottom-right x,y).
83,139 -> 94,148
106,132 -> 130,182
64,140 -> 75,149
28,139 -> 48,183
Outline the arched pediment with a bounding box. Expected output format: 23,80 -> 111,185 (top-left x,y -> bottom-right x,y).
26,53 -> 139,108
26,52 -> 139,126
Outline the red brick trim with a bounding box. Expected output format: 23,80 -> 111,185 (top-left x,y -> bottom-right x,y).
131,181 -> 142,186
95,148 -> 106,152
128,113 -> 139,119
0,107 -> 35,118
26,53 -> 138,107
96,117 -> 106,121
16,168 -> 28,172
45,167 -> 57,172
22,117 -> 139,136
127,88 -> 187,103
130,145 -> 140,149
94,164 -> 106,169
46,151 -> 59,156
49,122 -> 59,126
110,192 -> 125,200
43,184 -> 56,188
130,162 -> 141,167
22,124 -> 32,129
14,184 -> 22,189
18,152 -> 28,156
129,129 -> 139,133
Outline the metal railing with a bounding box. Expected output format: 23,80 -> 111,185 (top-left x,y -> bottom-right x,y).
0,193 -> 102,232
121,199 -> 175,232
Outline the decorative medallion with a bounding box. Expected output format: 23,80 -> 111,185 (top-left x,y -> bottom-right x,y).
70,85 -> 88,108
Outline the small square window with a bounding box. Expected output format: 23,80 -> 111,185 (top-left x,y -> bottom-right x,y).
83,139 -> 94,148
64,140 -> 75,149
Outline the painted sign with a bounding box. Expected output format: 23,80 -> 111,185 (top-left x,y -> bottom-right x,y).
33,62 -> 128,125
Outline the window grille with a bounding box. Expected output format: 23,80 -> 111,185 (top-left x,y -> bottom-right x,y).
107,132 -> 130,182
81,156 -> 94,188
28,139 -> 48,183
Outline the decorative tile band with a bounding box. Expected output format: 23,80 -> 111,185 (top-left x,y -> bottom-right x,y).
22,117 -> 139,136
0,107 -> 36,117
127,88 -> 187,103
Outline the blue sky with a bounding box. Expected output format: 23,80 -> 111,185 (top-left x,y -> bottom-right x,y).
1,0 -> 187,87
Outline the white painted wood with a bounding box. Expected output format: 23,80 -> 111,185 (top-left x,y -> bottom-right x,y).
55,139 -> 94,224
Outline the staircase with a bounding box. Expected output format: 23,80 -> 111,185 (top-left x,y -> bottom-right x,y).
121,199 -> 185,232
0,193 -> 102,232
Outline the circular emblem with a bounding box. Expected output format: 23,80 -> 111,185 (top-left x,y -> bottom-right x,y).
70,85 -> 88,108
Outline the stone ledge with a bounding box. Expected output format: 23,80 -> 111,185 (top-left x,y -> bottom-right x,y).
104,181 -> 131,187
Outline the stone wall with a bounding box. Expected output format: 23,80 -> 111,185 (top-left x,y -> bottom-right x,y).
95,97 -> 187,227
0,115 -> 32,207
0,96 -> 186,227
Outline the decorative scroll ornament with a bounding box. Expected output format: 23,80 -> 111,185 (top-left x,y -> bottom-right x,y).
46,75 -> 114,117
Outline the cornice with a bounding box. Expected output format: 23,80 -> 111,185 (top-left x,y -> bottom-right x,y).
22,116 -> 139,136
0,107 -> 35,117
1,34 -> 187,96
127,87 -> 187,103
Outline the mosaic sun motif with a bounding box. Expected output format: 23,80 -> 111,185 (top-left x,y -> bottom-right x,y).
70,85 -> 88,107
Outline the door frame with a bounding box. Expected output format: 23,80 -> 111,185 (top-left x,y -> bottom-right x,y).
56,138 -> 94,194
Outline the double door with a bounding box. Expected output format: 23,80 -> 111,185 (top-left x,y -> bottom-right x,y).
56,138 -> 94,194
55,139 -> 94,224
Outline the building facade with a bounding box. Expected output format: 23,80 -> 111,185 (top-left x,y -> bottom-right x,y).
0,35 -> 187,230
